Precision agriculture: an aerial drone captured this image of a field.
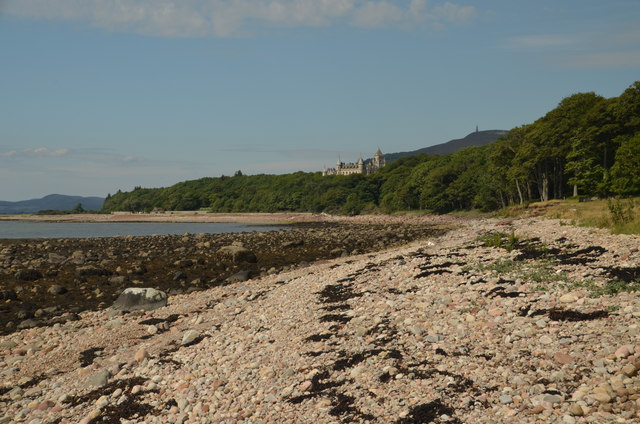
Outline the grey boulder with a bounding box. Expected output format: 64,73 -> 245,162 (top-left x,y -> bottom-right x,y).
112,287 -> 167,311
217,245 -> 257,263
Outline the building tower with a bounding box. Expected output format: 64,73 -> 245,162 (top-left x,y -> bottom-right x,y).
372,148 -> 385,171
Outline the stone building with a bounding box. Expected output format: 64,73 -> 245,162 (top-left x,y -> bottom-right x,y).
322,149 -> 386,176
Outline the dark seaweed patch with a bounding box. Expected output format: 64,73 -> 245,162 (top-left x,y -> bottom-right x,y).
396,400 -> 462,424
414,262 -> 458,278
90,396 -> 158,423
317,283 -> 361,304
526,307 -> 608,321
556,246 -> 607,265
79,347 -> 102,367
606,267 -> 640,283
305,333 -> 333,342
138,314 -> 180,326
287,371 -> 344,404
320,314 -> 352,324
321,304 -> 350,312
328,392 -> 375,422
485,286 -> 523,299
64,377 -> 149,407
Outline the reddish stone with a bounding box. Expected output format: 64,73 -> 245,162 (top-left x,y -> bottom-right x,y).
37,400 -> 55,410
554,352 -> 575,364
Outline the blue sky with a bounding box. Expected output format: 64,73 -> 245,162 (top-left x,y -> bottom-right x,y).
1,0 -> 639,201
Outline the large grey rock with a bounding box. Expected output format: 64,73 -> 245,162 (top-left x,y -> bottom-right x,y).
112,288 -> 167,311
217,245 -> 257,263
226,270 -> 251,284
84,369 -> 111,388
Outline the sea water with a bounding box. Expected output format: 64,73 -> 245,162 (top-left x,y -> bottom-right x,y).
0,221 -> 288,239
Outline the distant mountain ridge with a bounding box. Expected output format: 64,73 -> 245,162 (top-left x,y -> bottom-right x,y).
384,129 -> 507,164
0,194 -> 105,214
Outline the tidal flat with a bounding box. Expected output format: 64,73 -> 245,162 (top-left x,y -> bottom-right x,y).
0,220 -> 449,335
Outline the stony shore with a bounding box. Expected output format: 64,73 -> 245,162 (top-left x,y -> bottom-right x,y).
1,216 -> 640,423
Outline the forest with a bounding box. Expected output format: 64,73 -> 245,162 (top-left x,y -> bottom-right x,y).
102,81 -> 640,215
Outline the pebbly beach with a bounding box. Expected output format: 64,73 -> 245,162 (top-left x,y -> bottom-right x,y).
1,214 -> 640,423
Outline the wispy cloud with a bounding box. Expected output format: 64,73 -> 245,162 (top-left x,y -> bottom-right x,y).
503,26 -> 640,70
0,147 -> 70,158
1,0 -> 477,37
553,51 -> 640,70
504,34 -> 581,50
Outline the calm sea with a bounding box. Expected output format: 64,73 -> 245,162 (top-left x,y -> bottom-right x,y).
0,221 -> 288,239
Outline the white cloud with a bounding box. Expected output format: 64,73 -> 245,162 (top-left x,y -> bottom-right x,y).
352,1 -> 403,29
431,1 -> 476,24
0,147 -> 70,158
1,0 -> 477,37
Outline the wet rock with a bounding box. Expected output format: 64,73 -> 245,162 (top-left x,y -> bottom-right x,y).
47,285 -> 67,295
0,289 -> 17,301
75,265 -> 109,277
15,268 -> 42,281
48,253 -> 66,264
226,270 -> 251,284
217,245 -> 257,263
17,318 -> 40,330
112,288 -> 168,311
109,275 -> 126,285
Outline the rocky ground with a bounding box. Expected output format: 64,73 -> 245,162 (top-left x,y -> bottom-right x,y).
1,216 -> 640,423
0,221 -> 448,335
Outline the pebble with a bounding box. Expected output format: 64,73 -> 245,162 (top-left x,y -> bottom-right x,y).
181,330 -> 200,346
134,348 -> 150,363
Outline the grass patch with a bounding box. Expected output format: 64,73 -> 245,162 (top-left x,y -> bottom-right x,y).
479,231 -> 520,252
496,197 -> 640,235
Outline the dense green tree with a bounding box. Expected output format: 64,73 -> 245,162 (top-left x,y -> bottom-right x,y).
610,133 -> 640,196
101,81 -> 640,215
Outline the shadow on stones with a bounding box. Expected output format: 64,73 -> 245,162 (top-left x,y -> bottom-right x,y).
0,374 -> 46,396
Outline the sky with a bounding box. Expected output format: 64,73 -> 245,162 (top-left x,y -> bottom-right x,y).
1,0 -> 639,201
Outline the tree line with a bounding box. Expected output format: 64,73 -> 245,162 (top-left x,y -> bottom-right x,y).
102,81 -> 640,215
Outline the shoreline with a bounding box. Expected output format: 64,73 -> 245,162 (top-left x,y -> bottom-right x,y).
1,216 -> 639,423
0,212 -> 322,224
0,211 -> 467,226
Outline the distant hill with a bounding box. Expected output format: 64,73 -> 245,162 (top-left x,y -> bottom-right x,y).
0,194 -> 105,214
383,129 -> 507,164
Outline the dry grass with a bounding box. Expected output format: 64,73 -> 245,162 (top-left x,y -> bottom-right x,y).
497,197 -> 640,235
